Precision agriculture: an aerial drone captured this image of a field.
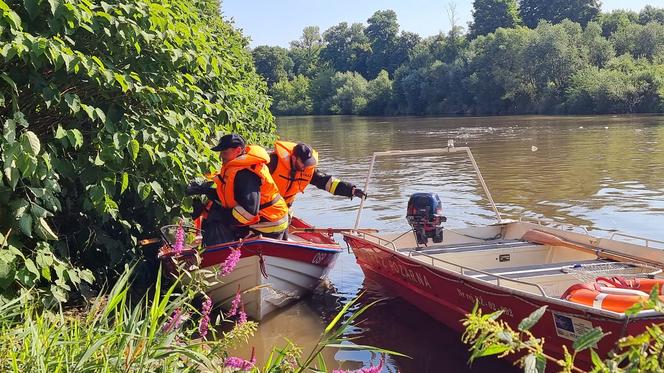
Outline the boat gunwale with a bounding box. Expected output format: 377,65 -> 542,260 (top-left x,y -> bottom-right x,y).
342,230 -> 664,320
159,236 -> 343,260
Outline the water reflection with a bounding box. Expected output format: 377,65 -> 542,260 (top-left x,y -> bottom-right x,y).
246,115 -> 664,372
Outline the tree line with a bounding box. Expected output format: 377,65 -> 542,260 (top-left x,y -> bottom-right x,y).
250,1 -> 664,116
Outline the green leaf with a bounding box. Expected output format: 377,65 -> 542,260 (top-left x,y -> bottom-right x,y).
128,139 -> 139,160
30,203 -> 52,218
114,73 -> 128,92
47,0 -> 61,15
41,265 -> 51,281
55,124 -> 67,139
23,0 -> 42,20
0,257 -> 16,289
5,167 -> 19,191
64,93 -> 81,113
138,182 -> 151,200
1,73 -> 18,94
35,217 -> 58,240
50,284 -> 67,302
120,172 -> 129,194
21,131 -> 41,155
66,128 -> 83,149
79,269 -> 95,284
149,181 -> 164,199
478,344 -> 511,357
572,327 -> 606,352
590,350 -> 606,369
11,198 -> 30,218
19,214 -> 33,238
523,353 -> 546,373
24,258 -> 40,278
66,268 -> 80,284
93,153 -> 104,166
518,306 -> 547,331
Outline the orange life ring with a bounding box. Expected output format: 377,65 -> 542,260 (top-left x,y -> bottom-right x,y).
562,283 -> 650,313
596,276 -> 664,295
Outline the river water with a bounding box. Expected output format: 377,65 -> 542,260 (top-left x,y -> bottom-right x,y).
236,115 -> 664,372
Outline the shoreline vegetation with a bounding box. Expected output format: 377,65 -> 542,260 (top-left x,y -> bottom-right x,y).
0,0 -> 396,370
252,3 -> 664,117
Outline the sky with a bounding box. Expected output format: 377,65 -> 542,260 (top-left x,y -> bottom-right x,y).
221,0 -> 658,48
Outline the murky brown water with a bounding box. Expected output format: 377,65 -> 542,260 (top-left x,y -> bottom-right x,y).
234,115 -> 664,372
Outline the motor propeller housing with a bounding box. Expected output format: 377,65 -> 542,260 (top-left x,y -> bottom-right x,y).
406,193 -> 446,246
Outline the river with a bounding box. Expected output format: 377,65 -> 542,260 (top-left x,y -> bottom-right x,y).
234,115 -> 664,372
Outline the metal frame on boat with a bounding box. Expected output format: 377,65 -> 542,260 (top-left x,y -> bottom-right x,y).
342,144 -> 664,368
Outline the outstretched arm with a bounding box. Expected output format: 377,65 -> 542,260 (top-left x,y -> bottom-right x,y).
310,169 -> 365,199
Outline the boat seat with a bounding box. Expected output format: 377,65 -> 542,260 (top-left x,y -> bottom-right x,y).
409,239 -> 539,255
466,259 -> 612,281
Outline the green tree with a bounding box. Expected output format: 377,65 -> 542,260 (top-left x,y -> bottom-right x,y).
252,45 -> 294,86
519,0 -> 601,28
308,67 -> 337,114
364,70 -> 393,115
468,0 -> 521,39
597,9 -> 639,38
320,22 -> 370,74
522,21 -> 590,111
465,27 -> 535,114
328,72 -> 368,114
611,22 -> 664,62
365,9 -> 400,78
639,5 -> 664,25
0,0 -> 274,299
289,26 -> 323,78
270,75 -> 313,115
582,22 -> 615,67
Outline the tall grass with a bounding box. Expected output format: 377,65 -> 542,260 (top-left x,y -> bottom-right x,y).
0,265 -> 255,372
0,254 -> 403,373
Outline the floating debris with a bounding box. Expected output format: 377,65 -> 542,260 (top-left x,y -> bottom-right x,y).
531,146 -> 538,152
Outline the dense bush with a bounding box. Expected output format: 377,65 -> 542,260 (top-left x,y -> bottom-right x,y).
0,0 -> 275,302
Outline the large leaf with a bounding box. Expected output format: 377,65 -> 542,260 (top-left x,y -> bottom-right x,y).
21,131 -> 41,155
573,327 -> 607,352
35,217 -> 58,240
128,139 -> 140,160
19,214 -> 33,238
518,306 -> 547,331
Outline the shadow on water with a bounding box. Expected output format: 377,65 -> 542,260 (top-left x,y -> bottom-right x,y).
328,278 -> 518,373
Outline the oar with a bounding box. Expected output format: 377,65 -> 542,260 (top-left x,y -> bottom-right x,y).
522,229 -> 653,264
290,227 -> 379,234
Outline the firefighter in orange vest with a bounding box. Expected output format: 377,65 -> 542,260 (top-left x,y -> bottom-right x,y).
268,140 -> 366,208
186,134 -> 289,246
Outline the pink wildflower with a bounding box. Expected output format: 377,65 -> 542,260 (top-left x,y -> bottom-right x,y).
220,248 -> 241,276
333,357 -> 384,373
198,295 -> 212,339
238,309 -> 247,324
224,348 -> 256,371
162,307 -> 184,333
227,286 -> 242,317
173,220 -> 185,254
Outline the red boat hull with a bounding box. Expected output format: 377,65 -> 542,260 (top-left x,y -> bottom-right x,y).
344,235 -> 660,369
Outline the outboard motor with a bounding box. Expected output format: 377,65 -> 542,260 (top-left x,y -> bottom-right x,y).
406,193 -> 446,246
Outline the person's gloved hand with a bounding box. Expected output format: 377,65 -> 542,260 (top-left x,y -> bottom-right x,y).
351,187 -> 367,200
186,180 -> 213,196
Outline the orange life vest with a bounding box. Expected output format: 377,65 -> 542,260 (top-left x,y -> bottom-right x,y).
211,145 -> 288,234
271,140 -> 319,206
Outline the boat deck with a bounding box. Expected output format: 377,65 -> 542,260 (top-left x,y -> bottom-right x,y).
402,238 -> 605,297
